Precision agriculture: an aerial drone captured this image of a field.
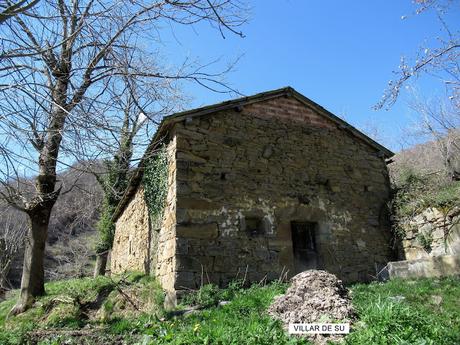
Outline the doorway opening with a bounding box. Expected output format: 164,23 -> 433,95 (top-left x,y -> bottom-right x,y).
291,221 -> 319,273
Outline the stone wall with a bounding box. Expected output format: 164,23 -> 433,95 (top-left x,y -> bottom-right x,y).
151,136 -> 177,292
111,137 -> 177,293
171,96 -> 393,289
397,207 -> 460,260
111,187 -> 150,274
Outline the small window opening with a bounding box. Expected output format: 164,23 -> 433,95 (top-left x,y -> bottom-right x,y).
245,217 -> 264,237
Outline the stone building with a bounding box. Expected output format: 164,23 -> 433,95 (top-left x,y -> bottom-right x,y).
110,87 -> 394,297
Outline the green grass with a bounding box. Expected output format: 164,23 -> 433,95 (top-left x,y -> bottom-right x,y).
110,282 -> 307,345
347,276 -> 460,344
1,275 -> 459,345
111,277 -> 460,345
0,273 -> 162,345
0,276 -> 115,345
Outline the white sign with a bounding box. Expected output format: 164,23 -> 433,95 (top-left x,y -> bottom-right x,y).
289,323 -> 350,334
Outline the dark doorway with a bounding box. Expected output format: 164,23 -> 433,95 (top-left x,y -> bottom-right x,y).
291,221 -> 318,273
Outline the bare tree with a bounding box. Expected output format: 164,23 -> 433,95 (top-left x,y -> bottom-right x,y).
0,0 -> 247,314
376,0 -> 460,182
46,231 -> 97,280
376,0 -> 459,110
407,94 -> 460,179
0,207 -> 27,292
0,163 -> 103,290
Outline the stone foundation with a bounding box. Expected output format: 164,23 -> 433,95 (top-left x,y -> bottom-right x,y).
387,207 -> 460,280
388,255 -> 460,279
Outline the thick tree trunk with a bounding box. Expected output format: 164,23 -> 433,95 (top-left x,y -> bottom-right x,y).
93,251 -> 108,277
10,207 -> 52,315
444,162 -> 460,181
9,93 -> 67,315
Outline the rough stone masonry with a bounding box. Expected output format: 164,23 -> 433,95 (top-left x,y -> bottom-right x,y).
110,87 -> 394,298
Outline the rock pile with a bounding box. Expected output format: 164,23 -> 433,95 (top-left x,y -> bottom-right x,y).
268,270 -> 355,344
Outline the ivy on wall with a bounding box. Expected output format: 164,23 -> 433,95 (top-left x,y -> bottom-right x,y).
143,145 -> 169,226
96,200 -> 116,253
95,159 -> 129,253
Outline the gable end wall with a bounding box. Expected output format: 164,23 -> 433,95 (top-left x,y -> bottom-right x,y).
171,96 -> 393,289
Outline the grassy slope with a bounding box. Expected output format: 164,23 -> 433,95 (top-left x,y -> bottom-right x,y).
348,277 -> 460,345
1,276 -> 459,345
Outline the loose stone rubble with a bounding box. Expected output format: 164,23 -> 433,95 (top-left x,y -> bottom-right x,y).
268,270 -> 355,344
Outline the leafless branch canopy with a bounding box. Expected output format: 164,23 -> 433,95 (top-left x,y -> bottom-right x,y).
407,94 -> 460,179
0,0 -> 247,211
0,0 -> 40,24
375,0 -> 459,110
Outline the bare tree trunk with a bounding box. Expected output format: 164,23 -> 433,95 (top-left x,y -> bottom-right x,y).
10,207 -> 52,314
446,156 -> 460,181
0,256 -> 13,291
0,210 -> 26,293
93,251 -> 108,277
10,89 -> 67,313
10,172 -> 60,314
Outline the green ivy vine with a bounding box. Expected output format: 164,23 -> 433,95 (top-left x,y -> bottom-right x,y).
96,200 -> 116,253
95,159 -> 129,253
416,232 -> 433,253
143,145 -> 169,226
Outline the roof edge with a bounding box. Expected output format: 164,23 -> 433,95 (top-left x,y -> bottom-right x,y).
288,88 -> 394,157
154,86 -> 393,157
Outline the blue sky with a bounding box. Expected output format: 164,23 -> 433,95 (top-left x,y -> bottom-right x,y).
158,0 -> 460,151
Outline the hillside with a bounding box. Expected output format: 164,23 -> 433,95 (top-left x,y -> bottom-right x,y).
0,165 -> 102,289
388,133 -> 460,185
